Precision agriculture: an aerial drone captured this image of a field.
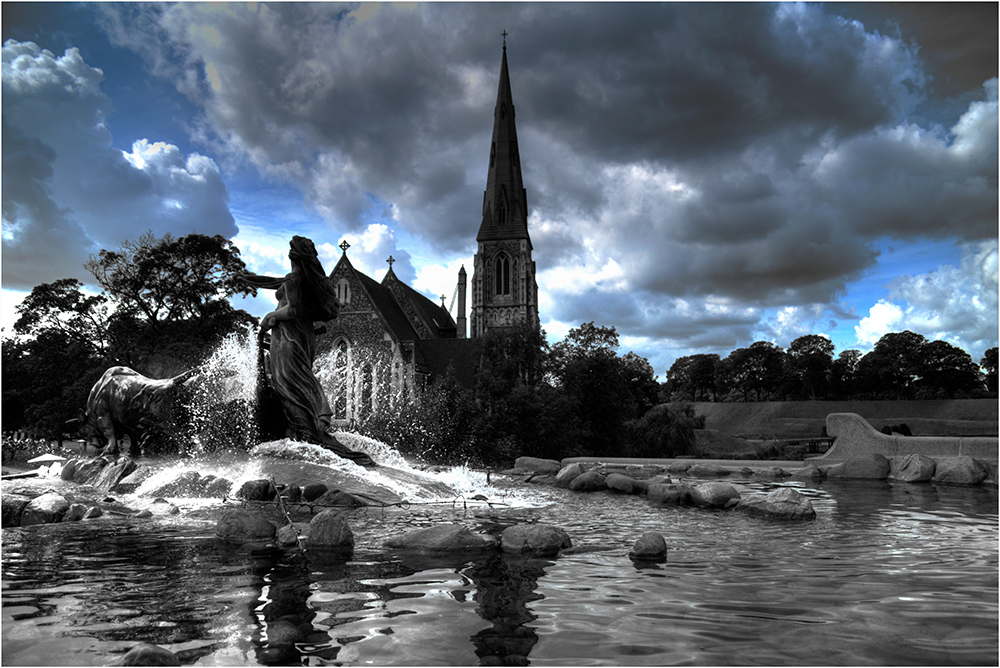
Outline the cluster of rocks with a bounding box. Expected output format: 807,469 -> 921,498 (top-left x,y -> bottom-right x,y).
2,456 -> 150,528
500,456 -> 819,520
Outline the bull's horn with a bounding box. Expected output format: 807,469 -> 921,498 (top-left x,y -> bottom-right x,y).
170,368 -> 200,385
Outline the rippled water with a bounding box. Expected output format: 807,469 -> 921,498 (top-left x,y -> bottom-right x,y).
2,477 -> 997,666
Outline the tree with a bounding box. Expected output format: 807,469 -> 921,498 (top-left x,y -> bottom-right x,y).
982,347 -> 998,394
13,279 -> 110,356
549,322 -> 658,456
719,341 -> 785,401
85,231 -> 258,375
857,331 -> 927,399
830,349 -> 862,399
666,354 -> 720,401
787,335 -> 834,399
917,340 -> 984,398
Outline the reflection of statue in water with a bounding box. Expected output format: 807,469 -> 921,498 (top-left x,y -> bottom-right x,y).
240,236 -> 374,467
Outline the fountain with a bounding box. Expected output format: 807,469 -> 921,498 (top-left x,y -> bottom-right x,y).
1,237 -> 996,666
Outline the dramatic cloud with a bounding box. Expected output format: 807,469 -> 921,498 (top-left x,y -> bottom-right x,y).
856,241 -> 999,359
1,39 -> 236,289
3,3 -> 995,368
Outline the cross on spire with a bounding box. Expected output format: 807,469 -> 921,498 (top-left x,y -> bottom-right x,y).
502,30 -> 508,48
386,255 -> 395,268
339,240 -> 350,254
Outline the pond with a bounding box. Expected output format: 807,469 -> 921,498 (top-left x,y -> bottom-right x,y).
2,458 -> 997,666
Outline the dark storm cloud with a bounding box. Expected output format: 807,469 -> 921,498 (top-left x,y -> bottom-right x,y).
90,2 -> 996,356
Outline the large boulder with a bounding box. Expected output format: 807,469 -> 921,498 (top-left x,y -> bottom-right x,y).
68,457 -> 109,484
308,509 -> 354,551
932,456 -> 987,485
689,482 -> 741,509
888,454 -> 937,482
787,466 -> 826,483
235,479 -> 277,502
93,457 -> 139,492
825,453 -> 890,480
500,524 -> 572,556
736,487 -> 816,520
605,473 -> 642,495
313,489 -> 366,509
20,491 -> 71,526
301,483 -> 329,501
514,457 -> 562,475
646,482 -> 693,505
384,523 -> 497,552
555,463 -> 587,488
568,470 -> 607,492
628,532 -> 667,562
1,494 -> 31,527
215,508 -> 276,545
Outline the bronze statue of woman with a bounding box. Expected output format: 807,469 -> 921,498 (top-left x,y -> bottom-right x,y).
240,236 -> 374,466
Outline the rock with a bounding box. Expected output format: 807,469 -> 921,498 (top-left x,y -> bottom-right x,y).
628,531 -> 667,562
753,466 -> 788,479
787,466 -> 826,482
302,483 -> 328,501
384,523 -> 497,552
689,482 -> 741,509
93,457 -> 139,492
825,453 -> 889,480
117,642 -> 180,666
646,482 -> 693,505
313,489 -> 366,509
666,461 -> 691,473
932,456 -> 987,485
133,510 -> 153,519
514,457 -> 562,475
889,454 -> 937,482
84,505 -> 103,519
555,463 -> 587,488
70,457 -> 108,484
277,522 -> 310,548
605,473 -> 642,494
737,487 -> 816,520
59,459 -> 79,481
500,524 -> 572,556
686,463 -> 731,477
236,479 -> 277,502
215,508 -> 276,545
568,470 -> 606,492
1,494 -> 30,527
20,491 -> 70,525
281,485 -> 302,503
527,473 -> 556,486
308,510 -> 354,551
63,503 -> 89,522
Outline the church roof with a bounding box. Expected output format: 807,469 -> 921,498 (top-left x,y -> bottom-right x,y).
477,43 -> 531,248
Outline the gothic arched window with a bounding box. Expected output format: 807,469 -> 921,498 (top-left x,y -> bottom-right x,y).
336,278 -> 351,306
495,254 -> 510,296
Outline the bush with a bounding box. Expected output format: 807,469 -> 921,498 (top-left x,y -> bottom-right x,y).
622,403 -> 699,458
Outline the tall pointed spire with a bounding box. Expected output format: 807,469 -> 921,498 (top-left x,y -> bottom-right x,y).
470,36 -> 539,338
477,36 -> 530,247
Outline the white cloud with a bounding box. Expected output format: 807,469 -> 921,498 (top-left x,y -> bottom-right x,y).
854,242 -> 998,356
1,40 -> 236,290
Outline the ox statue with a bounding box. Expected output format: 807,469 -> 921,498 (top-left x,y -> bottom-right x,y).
83,366 -> 200,457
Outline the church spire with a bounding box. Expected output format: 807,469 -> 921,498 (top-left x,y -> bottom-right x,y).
477,36 -> 530,247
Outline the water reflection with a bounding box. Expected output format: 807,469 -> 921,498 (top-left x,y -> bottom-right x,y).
229,547 -> 554,666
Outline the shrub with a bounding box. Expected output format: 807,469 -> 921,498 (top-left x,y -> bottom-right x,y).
622,403 -> 699,458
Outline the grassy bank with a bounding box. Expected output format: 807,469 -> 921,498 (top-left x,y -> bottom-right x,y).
692,399 -> 998,440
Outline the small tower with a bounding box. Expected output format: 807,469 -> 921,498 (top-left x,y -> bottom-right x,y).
457,265 -> 467,339
471,35 -> 539,337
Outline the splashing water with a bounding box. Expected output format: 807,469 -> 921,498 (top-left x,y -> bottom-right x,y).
183,324 -> 260,454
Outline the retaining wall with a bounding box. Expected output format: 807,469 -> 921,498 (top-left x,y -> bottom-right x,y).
809,413 -> 998,463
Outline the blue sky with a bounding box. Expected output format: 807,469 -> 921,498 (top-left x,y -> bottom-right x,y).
2,2 -> 997,378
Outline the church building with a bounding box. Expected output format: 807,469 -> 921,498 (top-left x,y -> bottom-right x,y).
318,40 -> 538,423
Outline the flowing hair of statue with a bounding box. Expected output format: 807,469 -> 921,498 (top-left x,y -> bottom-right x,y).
287,236 -> 339,321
